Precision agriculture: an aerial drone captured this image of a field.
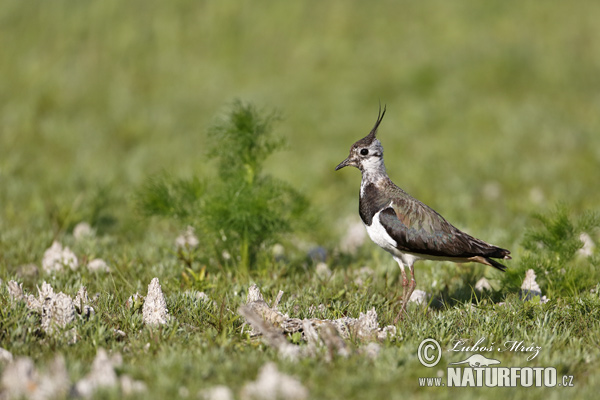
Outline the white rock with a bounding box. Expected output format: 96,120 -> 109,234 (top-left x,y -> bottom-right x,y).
272,243 -> 285,258
246,284 -> 264,303
87,258 -> 109,273
7,280 -> 24,300
36,355 -> 70,400
482,181 -> 501,200
73,222 -> 95,240
38,281 -> 55,300
142,278 -> 170,326
362,342 -> 381,359
74,348 -> 122,398
315,262 -> 332,279
356,308 -> 379,338
16,263 -> 38,278
0,348 -> 13,364
41,292 -> 76,333
178,386 -> 190,398
24,282 -> 53,313
578,232 -> 595,257
521,269 -> 541,295
114,329 -> 126,339
409,289 -> 429,305
529,187 -> 545,205
120,375 -> 147,396
339,219 -> 367,253
1,357 -> 38,399
379,325 -> 397,340
199,385 -> 234,400
184,290 -> 211,304
74,286 -> 95,317
175,226 -> 199,249
520,269 -> 548,303
42,241 -> 78,273
240,362 -> 308,400
475,277 -> 492,291
126,292 -> 144,309
0,355 -> 69,400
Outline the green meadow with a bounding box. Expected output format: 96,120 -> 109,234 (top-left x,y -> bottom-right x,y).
1,1 -> 600,399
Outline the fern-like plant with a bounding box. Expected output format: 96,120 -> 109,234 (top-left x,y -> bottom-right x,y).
137,100 -> 309,274
502,204 -> 600,298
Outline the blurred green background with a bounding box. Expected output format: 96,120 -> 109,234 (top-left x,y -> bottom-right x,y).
1,0 -> 599,256
2,2 -> 600,399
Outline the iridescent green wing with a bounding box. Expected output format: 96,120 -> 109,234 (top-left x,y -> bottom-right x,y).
379,189 -> 495,258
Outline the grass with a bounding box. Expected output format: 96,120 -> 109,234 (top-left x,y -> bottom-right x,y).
1,0 -> 600,399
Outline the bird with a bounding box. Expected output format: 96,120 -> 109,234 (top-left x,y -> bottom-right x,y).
335,105 -> 511,323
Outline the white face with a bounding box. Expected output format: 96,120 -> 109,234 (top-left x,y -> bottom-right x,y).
354,139 -> 384,170
337,138 -> 384,172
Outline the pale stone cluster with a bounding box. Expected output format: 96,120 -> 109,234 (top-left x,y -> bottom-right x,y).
42,241 -> 78,273
0,348 -> 145,399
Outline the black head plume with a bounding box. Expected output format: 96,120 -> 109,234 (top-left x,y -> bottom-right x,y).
367,103 -> 386,139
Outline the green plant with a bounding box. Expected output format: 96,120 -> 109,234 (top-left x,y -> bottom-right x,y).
503,204 -> 600,297
137,100 -> 309,274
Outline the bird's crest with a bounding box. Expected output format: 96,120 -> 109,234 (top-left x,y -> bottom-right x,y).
367,103 -> 386,140
353,104 -> 386,149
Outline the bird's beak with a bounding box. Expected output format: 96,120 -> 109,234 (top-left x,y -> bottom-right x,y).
335,157 -> 351,171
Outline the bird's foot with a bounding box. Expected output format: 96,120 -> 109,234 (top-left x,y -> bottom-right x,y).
393,295 -> 410,324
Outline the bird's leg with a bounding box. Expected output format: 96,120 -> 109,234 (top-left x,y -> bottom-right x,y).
406,263 -> 417,309
393,257 -> 409,324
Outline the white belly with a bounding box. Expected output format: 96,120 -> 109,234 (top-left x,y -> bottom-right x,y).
365,210 -> 399,254
364,210 -> 423,267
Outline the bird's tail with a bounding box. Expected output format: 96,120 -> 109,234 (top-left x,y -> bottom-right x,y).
485,257 -> 509,272
484,247 -> 511,271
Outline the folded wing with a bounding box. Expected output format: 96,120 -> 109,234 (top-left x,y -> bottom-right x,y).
378,195 -> 510,270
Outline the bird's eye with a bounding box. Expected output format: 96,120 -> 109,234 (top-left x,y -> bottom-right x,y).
360,149 -> 369,156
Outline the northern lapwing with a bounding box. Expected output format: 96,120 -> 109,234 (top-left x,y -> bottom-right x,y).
335,106 -> 511,323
